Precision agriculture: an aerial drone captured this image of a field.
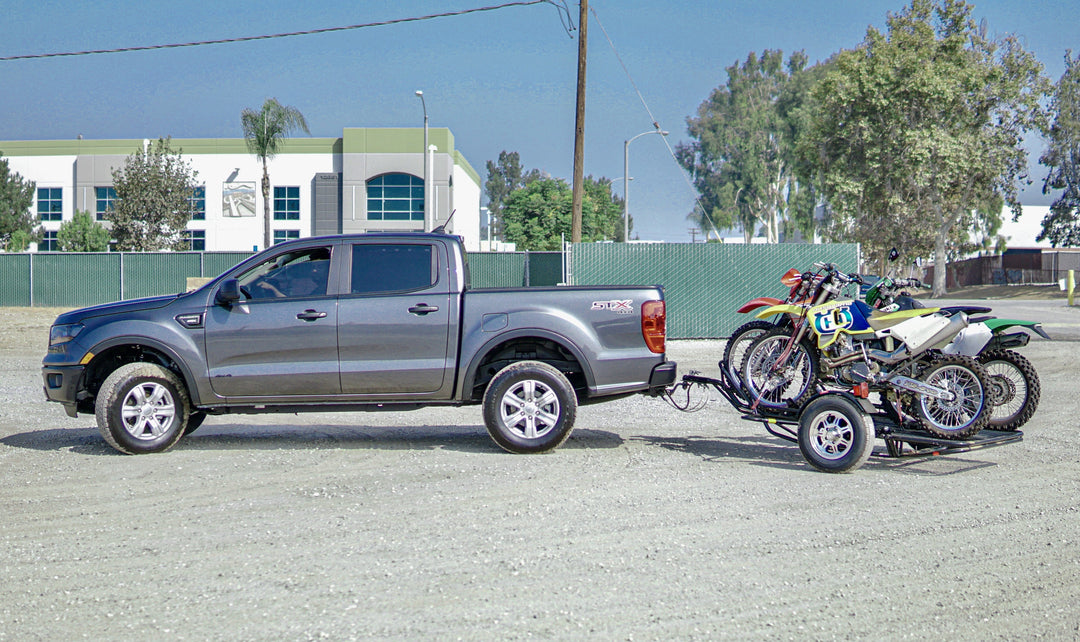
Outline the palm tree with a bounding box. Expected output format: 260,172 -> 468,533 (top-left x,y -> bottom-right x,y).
241,98 -> 310,249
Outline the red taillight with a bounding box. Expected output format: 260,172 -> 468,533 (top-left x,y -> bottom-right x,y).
641,300 -> 666,354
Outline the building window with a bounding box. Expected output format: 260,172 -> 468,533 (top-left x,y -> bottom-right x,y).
273,186 -> 300,220
38,188 -> 63,221
189,186 -> 206,220
274,230 -> 300,245
95,187 -> 117,221
41,231 -> 58,251
366,173 -> 423,221
184,229 -> 206,251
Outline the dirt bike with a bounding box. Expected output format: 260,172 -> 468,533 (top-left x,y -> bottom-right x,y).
723,267 -> 818,385
741,263 -> 992,442
866,275 -> 1048,431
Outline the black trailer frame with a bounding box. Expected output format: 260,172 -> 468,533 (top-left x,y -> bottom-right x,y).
666,360 -> 1022,469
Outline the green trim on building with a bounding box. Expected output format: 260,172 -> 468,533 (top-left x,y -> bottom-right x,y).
454,150 -> 480,185
0,137 -> 341,156
1,128 -> 474,182
341,127 -> 454,155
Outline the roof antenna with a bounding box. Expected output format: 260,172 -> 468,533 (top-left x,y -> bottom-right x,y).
432,209 -> 456,234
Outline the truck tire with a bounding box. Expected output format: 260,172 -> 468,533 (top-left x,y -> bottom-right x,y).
95,362 -> 191,455
482,361 -> 577,454
798,395 -> 875,473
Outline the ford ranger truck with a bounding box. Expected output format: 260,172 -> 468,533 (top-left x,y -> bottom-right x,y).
43,233 -> 677,455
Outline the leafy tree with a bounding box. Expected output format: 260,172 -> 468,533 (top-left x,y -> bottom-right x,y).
57,210 -> 111,252
0,153 -> 38,251
500,176 -> 622,250
8,229 -> 35,252
803,0 -> 1049,295
484,150 -> 540,240
1037,51 -> 1080,246
109,138 -> 200,251
677,50 -> 811,243
241,98 -> 310,250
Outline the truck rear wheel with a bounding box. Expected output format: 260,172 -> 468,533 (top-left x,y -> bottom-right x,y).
95,362 -> 190,455
482,361 -> 577,454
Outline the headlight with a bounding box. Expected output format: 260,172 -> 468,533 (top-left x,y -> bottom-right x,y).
49,323 -> 84,347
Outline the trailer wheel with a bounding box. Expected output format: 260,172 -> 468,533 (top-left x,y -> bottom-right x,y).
798,395 -> 875,473
482,361 -> 577,454
95,362 -> 190,455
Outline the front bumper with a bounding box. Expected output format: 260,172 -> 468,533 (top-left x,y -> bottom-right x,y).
42,365 -> 85,417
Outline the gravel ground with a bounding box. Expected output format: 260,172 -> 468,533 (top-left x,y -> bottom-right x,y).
2,305 -> 1080,640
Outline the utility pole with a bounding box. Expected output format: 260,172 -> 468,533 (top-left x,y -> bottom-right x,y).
570,0 -> 588,243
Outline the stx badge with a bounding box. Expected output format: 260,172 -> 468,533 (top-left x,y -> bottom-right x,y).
591,299 -> 634,314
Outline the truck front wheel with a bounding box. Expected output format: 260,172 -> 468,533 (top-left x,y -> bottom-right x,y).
95,362 -> 191,455
482,361 -> 577,454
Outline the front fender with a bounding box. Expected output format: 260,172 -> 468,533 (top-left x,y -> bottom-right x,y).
754,304 -> 804,320
737,297 -> 782,314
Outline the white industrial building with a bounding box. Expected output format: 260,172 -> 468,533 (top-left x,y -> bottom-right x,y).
1,127 -> 482,252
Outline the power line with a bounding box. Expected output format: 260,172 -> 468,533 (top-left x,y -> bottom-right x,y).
0,1 -> 565,62
589,6 -> 721,240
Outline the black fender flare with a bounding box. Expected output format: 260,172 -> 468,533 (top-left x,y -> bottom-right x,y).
459,328 -> 596,401
86,336 -> 206,407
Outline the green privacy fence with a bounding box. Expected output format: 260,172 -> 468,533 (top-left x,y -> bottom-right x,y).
0,244 -> 858,338
0,252 -> 253,308
571,242 -> 860,338
467,251 -> 563,288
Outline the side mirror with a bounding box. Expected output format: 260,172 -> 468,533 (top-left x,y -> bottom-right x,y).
216,278 -> 242,305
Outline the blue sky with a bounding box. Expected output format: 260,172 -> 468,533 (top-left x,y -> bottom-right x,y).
1,0 -> 1074,242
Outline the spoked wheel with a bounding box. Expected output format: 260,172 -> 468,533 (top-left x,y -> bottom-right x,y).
913,355 -> 990,440
722,320 -> 776,385
978,349 -> 1039,431
741,328 -> 819,409
798,395 -> 875,473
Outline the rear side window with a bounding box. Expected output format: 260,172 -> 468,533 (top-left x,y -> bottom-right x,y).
351,244 -> 435,295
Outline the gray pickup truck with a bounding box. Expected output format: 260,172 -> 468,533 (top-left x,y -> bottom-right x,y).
42,233 -> 676,455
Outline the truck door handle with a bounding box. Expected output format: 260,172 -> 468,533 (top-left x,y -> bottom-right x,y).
296,309 -> 328,321
408,303 -> 439,316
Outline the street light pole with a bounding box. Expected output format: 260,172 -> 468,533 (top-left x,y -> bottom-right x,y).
623,128 -> 668,242
415,90 -> 429,231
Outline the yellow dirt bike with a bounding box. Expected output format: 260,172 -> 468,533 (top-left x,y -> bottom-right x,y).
742,263 -> 992,444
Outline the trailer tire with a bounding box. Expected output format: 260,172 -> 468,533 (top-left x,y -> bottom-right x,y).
798,395 -> 875,473
482,361 -> 577,454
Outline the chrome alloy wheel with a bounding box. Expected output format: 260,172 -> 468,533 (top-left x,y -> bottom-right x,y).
498,379 -> 560,440
805,409 -> 857,461
120,381 -> 177,440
